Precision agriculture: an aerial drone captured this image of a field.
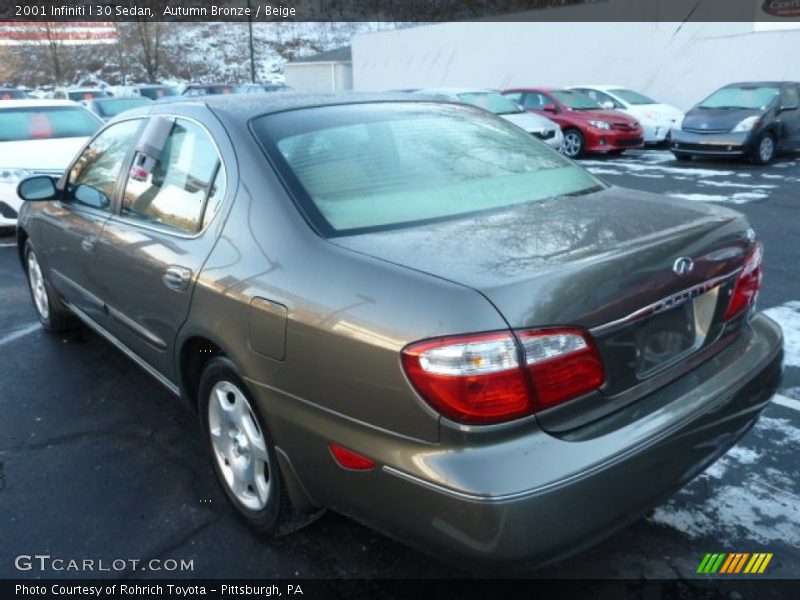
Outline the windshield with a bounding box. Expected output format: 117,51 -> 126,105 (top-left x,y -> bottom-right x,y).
0,107 -> 101,141
1,89 -> 28,100
552,90 -> 602,110
253,103 -> 602,236
68,90 -> 112,101
93,98 -> 151,117
456,92 -> 522,115
138,86 -> 178,100
609,88 -> 657,105
698,86 -> 779,110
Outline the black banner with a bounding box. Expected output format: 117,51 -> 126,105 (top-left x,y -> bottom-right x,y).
0,0 -> 799,22
3,579 -> 800,600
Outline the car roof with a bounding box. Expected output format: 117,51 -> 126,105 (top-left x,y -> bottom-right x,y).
0,99 -> 87,109
569,84 -> 627,91
722,81 -> 796,87
150,92 -> 453,121
416,87 -> 498,96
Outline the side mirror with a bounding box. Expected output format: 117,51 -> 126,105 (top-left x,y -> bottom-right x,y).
601,100 -> 615,110
778,104 -> 799,113
542,103 -> 557,113
17,175 -> 58,201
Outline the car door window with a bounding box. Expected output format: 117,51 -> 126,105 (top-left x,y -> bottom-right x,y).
68,119 -> 142,210
781,85 -> 799,108
523,93 -> 549,110
504,92 -> 522,104
121,119 -> 224,234
579,89 -> 622,108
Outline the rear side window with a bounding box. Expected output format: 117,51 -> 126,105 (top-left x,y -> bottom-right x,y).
69,119 -> 143,210
253,102 -> 601,236
0,107 -> 100,141
121,119 -> 224,233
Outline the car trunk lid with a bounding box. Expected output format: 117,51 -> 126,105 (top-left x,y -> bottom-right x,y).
333,186 -> 755,430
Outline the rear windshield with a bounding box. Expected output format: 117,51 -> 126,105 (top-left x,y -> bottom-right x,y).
138,86 -> 178,100
609,88 -> 657,105
0,107 -> 101,141
456,92 -> 522,115
552,90 -> 602,110
68,90 -> 112,101
252,102 -> 602,236
93,97 -> 151,117
698,86 -> 779,110
1,89 -> 29,100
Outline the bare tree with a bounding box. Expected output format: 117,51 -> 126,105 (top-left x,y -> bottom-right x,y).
132,21 -> 163,83
42,22 -> 65,84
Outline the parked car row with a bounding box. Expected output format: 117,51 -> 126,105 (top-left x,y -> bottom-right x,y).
0,99 -> 102,228
12,91 -> 783,567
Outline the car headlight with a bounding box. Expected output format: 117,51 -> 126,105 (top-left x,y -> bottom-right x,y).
732,116 -> 760,133
588,120 -> 611,130
0,168 -> 33,186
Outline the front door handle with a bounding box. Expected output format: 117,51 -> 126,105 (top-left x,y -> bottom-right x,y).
81,235 -> 97,253
162,266 -> 193,292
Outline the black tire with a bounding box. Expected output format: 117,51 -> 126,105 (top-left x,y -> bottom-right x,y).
23,239 -> 76,332
672,152 -> 693,161
750,132 -> 776,165
562,128 -> 585,159
199,356 -> 296,535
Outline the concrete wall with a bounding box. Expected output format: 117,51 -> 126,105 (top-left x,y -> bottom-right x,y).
353,21 -> 800,110
284,62 -> 353,92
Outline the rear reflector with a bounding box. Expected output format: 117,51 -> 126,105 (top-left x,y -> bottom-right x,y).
329,444 -> 376,470
402,328 -> 605,424
724,241 -> 763,321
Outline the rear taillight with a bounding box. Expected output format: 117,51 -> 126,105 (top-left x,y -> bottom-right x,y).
401,328 -> 604,424
517,329 -> 605,411
724,241 -> 763,321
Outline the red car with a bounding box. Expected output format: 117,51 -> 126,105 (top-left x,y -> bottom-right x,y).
502,87 -> 644,158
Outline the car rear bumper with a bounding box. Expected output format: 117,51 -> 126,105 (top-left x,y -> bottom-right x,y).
670,130 -> 753,156
252,314 -> 782,565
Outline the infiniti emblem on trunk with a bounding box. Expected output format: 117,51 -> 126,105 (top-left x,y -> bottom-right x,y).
673,257 -> 695,277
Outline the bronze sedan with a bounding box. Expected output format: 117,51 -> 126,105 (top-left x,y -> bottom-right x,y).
15,94 -> 783,566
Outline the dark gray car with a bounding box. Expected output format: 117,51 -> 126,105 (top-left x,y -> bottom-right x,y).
15,94 -> 783,566
671,81 -> 800,164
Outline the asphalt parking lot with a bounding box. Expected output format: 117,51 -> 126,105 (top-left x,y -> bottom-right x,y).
1,150 -> 799,580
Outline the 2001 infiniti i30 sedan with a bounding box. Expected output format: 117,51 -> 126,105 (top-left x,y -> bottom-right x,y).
15,94 -> 783,566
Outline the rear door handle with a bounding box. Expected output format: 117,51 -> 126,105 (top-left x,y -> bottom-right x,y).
162,266 -> 193,292
81,235 -> 97,253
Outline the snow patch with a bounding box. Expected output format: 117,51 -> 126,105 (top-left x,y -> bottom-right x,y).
698,180 -> 776,190
763,301 -> 800,367
669,192 -> 767,204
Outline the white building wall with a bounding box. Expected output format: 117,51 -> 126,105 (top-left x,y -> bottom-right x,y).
353,21 -> 800,110
284,62 -> 353,92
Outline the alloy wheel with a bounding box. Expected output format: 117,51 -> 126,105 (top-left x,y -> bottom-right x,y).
207,381 -> 271,511
759,136 -> 775,164
563,132 -> 582,158
27,250 -> 49,321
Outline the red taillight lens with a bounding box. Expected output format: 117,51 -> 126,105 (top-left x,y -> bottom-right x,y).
724,241 -> 763,321
517,329 -> 605,411
401,328 -> 605,424
401,332 -> 530,424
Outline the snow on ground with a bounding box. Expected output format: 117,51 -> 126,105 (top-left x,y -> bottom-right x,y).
764,301 -> 800,368
668,192 -> 768,204
649,415 -> 800,546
